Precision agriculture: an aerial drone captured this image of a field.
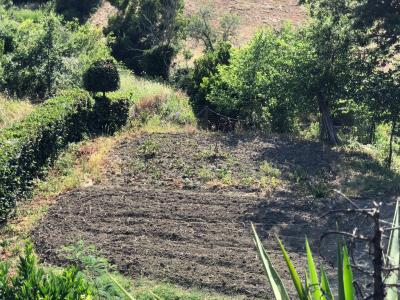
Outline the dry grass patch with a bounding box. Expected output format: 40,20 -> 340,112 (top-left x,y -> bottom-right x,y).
0,96 -> 33,129
0,134 -> 120,269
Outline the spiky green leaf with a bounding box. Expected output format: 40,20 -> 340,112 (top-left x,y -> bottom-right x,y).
342,246 -> 355,300
251,224 -> 290,300
385,200 -> 400,300
320,266 -> 333,300
337,233 -> 345,300
305,238 -> 323,300
277,236 -> 307,300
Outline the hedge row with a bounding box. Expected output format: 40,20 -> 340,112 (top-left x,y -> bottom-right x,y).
0,90 -> 129,222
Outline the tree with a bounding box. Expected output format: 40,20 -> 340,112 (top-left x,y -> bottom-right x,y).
0,10 -> 110,100
205,27 -> 309,132
83,59 -> 120,97
297,0 -> 357,145
105,0 -> 185,79
3,15 -> 65,99
339,0 -> 400,168
187,6 -> 240,52
55,0 -> 102,22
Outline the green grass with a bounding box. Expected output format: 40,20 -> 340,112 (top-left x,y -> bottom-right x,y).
0,96 -> 33,129
59,241 -> 237,300
109,69 -> 175,103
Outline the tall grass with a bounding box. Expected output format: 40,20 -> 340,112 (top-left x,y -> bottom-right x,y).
0,96 -> 33,129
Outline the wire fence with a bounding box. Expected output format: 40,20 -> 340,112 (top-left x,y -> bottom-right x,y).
196,106 -> 252,132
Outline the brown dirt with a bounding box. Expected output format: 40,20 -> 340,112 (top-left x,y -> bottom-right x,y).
101,132 -> 336,195
31,132 -> 400,298
184,0 -> 306,45
89,0 -> 118,29
33,186 -> 337,299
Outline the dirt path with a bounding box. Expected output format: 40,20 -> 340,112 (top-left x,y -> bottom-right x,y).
89,0 -> 117,29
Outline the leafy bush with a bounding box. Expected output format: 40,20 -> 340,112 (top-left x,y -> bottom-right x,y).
0,243 -> 92,299
204,27 -> 309,132
84,59 -> 120,96
91,96 -> 129,135
55,0 -> 102,22
184,41 -> 232,120
0,11 -> 110,100
0,89 -> 93,221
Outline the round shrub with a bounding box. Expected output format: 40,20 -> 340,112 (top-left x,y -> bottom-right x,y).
83,59 -> 120,96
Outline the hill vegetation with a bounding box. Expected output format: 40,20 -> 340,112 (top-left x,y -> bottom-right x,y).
0,0 -> 398,299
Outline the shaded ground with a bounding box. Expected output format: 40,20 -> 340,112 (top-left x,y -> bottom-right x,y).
32,132 -> 400,298
102,133 -> 336,196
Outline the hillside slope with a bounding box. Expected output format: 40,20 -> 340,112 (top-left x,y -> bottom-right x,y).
184,0 -> 306,44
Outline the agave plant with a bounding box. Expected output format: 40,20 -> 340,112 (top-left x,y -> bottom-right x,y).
251,223 -> 355,300
251,200 -> 400,300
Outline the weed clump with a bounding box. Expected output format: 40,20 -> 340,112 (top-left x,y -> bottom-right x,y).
139,139 -> 160,159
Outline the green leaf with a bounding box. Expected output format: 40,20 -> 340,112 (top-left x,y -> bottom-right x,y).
320,266 -> 333,300
305,238 -> 323,300
107,273 -> 136,300
251,223 -> 290,300
336,224 -> 345,300
385,200 -> 400,300
342,246 -> 355,300
276,236 -> 307,299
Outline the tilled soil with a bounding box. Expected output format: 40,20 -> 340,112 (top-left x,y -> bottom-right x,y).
102,132 -> 336,195
32,187 -> 337,299
32,132 -> 399,298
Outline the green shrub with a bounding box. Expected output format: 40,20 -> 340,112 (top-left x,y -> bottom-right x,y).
0,90 -> 130,221
84,59 -> 120,97
0,11 -> 110,100
91,96 -> 129,135
0,243 -> 92,299
0,89 -> 93,221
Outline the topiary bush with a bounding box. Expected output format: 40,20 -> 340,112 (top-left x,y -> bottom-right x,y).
0,89 -> 130,222
83,59 -> 120,97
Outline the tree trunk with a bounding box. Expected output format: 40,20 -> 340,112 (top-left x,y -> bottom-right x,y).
368,119 -> 376,144
317,95 -> 339,145
387,116 -> 397,170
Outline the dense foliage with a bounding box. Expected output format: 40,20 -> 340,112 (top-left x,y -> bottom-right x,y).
105,0 -> 185,79
0,243 -> 92,299
55,0 -> 102,22
180,1 -> 399,167
0,90 -> 129,222
83,59 -> 120,96
0,7 -> 110,100
0,90 -> 92,221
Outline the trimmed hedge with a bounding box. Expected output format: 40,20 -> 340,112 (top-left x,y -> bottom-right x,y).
91,97 -> 129,135
0,90 -> 129,222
